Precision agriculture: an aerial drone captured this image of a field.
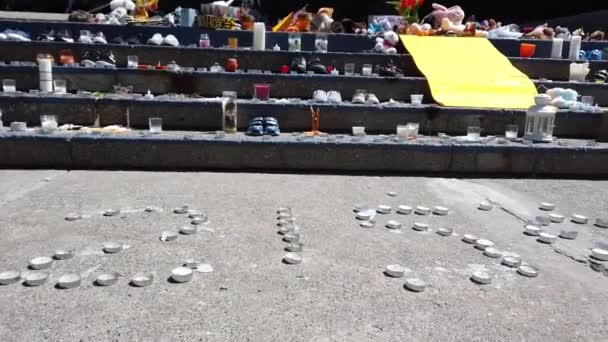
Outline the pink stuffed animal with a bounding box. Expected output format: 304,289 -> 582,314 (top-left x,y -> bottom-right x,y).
425,3 -> 465,29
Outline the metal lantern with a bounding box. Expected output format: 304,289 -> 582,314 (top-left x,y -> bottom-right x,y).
524,94 -> 556,142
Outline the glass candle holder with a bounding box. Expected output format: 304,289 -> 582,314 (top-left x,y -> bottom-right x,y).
227,37 -> 238,49
253,84 -> 270,101
362,64 -> 373,77
222,91 -> 238,133
315,34 -> 328,53
505,124 -> 519,139
288,33 -> 302,52
40,114 -> 58,133
148,117 -> 163,134
53,79 -> 67,94
352,126 -> 365,136
2,79 -> 16,92
127,55 -> 138,69
37,53 -> 53,93
467,126 -> 481,140
410,94 -> 423,105
344,63 -> 355,76
406,123 -> 419,139
581,96 -> 594,106
199,33 -> 211,48
519,43 -> 536,58
396,125 -> 409,139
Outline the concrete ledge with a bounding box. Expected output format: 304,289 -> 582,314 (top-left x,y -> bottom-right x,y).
2,40 -> 608,81
0,130 -> 606,177
0,93 -> 603,138
2,65 -> 608,105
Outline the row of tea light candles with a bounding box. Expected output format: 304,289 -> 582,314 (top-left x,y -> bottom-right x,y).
352,124 -> 520,140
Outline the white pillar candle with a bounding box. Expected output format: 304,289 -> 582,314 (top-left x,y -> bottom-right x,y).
38,57 -> 53,93
253,22 -> 266,51
568,35 -> 582,61
550,38 -> 563,59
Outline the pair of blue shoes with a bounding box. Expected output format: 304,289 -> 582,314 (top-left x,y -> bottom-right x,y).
246,117 -> 280,136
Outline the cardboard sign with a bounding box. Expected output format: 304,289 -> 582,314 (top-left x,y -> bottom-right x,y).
197,15 -> 237,30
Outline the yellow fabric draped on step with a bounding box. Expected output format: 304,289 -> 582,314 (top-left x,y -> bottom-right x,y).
400,35 -> 537,109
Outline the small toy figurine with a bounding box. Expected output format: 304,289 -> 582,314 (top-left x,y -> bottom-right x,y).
315,8 -> 334,32
307,107 -> 321,136
374,31 -> 400,54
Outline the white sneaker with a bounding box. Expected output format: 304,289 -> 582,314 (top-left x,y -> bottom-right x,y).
79,34 -> 93,44
0,32 -> 6,40
81,59 -> 96,68
163,34 -> 180,47
148,33 -> 163,45
366,93 -> 380,105
352,91 -> 366,104
93,32 -> 107,44
313,90 -> 328,103
327,91 -> 342,103
6,30 -> 30,42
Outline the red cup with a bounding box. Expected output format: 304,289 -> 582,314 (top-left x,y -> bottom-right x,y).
520,43 -> 536,58
280,65 -> 290,74
327,66 -> 335,73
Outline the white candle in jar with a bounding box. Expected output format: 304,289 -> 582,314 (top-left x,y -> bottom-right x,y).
568,35 -> 582,61
550,38 -> 563,59
253,22 -> 266,51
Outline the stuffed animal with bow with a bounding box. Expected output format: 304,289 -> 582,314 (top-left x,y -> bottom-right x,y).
423,3 -> 465,29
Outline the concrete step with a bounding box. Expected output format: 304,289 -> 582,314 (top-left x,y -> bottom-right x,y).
2,65 -> 608,106
1,40 -> 607,81
0,93 -> 605,139
0,130 -> 606,177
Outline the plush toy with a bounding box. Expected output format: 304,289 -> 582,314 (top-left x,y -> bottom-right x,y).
525,24 -> 555,40
424,3 -> 465,29
555,26 -> 571,40
374,31 -> 399,54
286,11 -> 312,32
488,24 -> 522,39
315,8 -> 334,32
407,23 -> 432,36
546,87 -> 579,109
589,31 -> 605,41
440,17 -> 488,37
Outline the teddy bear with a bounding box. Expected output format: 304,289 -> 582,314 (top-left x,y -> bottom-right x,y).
315,8 -> 334,32
441,17 -> 488,37
374,31 -> 399,54
423,3 -> 465,29
525,24 -> 555,40
407,23 -> 433,36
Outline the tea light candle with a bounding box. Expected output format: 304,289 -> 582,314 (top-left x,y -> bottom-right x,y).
397,205 -> 413,215
396,125 -> 409,139
283,233 -> 300,243
538,232 -> 557,244
478,202 -> 493,211
595,218 -> 608,228
96,273 -> 119,286
174,206 -> 189,214
559,230 -> 578,240
191,217 -> 207,225
179,226 -> 197,235
54,249 -> 74,260
437,228 -> 453,236
404,278 -> 427,292
387,191 -> 399,197
433,206 -> 449,216
24,272 -> 49,287
278,212 -> 293,219
103,242 -> 123,254
29,256 -> 53,270
539,202 -> 556,211
471,271 -> 492,285
187,209 -> 203,218
386,220 -> 402,230
283,252 -> 303,265
475,239 -> 494,251
253,22 -> 266,51
145,206 -> 162,213
331,69 -> 339,75
502,256 -> 522,268
572,214 -> 589,224
413,222 -> 429,232
591,248 -> 608,261
536,216 -> 551,226
171,267 -> 194,283
160,231 -> 179,242
10,121 -> 27,132
524,225 -> 542,236
57,273 -> 81,289
183,259 -> 200,269
377,205 -> 392,214
131,273 -> 154,287
549,214 -> 565,223
352,126 -> 365,136
0,271 -> 21,285
517,265 -> 539,278
415,206 -> 430,215
385,264 -> 406,278
356,212 -> 374,220
462,234 -> 478,244
483,248 -> 503,258
285,243 -> 303,252
64,213 -> 82,222
103,209 -> 120,217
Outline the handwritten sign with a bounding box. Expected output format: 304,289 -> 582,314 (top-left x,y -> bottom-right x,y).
197,15 -> 237,30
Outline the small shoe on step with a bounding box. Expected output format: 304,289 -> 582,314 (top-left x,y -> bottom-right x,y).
93,32 -> 107,44
327,91 -> 342,103
313,90 -> 328,102
163,34 -> 180,47
352,90 -> 366,104
366,93 -> 380,105
307,58 -> 328,74
147,33 -> 163,45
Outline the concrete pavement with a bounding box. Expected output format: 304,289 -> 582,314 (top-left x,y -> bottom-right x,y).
0,170 -> 606,341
